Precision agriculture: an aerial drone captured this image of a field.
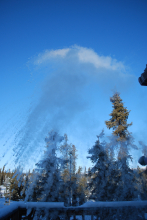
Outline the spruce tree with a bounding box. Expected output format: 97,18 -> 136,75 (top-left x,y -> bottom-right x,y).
105,91 -> 138,164
9,170 -> 24,201
70,144 -> 78,206
87,130 -> 112,201
76,166 -> 89,205
59,134 -> 71,183
59,135 -> 78,206
25,130 -> 65,219
105,91 -> 138,201
21,171 -> 31,200
105,91 -> 132,142
25,131 -> 64,202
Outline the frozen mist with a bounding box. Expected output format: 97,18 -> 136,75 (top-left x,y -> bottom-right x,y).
0,46 -> 136,171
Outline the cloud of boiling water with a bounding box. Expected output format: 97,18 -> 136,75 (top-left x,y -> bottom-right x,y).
12,45 -> 136,169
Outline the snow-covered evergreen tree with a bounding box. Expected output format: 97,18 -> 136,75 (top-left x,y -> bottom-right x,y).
137,167 -> 147,200
26,130 -> 64,201
59,134 -> 71,183
114,133 -> 139,201
105,91 -> 139,201
87,129 -> 115,201
59,134 -> 78,206
76,166 -> 89,205
9,168 -> 25,201
24,130 -> 64,219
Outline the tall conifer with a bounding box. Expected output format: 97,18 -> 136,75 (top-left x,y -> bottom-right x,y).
76,166 -> 89,205
105,91 -> 132,142
25,131 -> 65,219
105,91 -> 138,201
59,135 -> 78,206
87,130 -> 112,201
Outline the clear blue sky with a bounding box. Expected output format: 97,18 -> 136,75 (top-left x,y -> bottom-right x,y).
0,0 -> 147,171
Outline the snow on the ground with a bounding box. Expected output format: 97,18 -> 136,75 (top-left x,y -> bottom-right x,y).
0,185 -> 6,197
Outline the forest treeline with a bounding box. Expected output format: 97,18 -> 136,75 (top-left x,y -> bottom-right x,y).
1,91 -> 147,219
0,158 -> 91,204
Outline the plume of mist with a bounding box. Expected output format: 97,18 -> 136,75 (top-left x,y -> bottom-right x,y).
8,46 -> 136,169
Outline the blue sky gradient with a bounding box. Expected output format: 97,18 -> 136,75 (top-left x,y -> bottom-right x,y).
0,0 -> 147,171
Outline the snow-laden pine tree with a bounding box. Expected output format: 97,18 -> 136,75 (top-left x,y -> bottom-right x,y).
58,134 -> 71,206
105,91 -> 139,201
70,144 -> 79,206
24,130 -> 64,220
9,168 -> 25,201
114,133 -> 139,201
59,134 -> 78,206
76,166 -> 89,205
87,129 -> 116,201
